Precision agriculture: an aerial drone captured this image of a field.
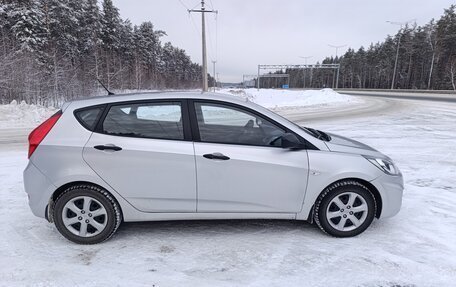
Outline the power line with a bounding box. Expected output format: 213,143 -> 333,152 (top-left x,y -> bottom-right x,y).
189,1 -> 201,10
177,0 -> 190,10
208,0 -> 215,10
206,13 -> 215,61
205,11 -> 218,61
179,0 -> 202,42
215,11 -> 218,62
188,13 -> 202,41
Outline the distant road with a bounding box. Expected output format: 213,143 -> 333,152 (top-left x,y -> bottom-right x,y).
0,127 -> 30,149
337,90 -> 456,103
276,97 -> 402,125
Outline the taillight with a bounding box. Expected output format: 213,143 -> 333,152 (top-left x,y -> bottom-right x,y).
28,110 -> 62,158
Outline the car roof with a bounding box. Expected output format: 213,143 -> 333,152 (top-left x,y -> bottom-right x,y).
65,91 -> 250,109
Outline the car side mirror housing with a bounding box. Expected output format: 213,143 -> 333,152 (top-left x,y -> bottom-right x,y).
281,133 -> 306,150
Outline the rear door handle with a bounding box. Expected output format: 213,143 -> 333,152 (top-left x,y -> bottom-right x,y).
203,153 -> 230,160
94,144 -> 122,151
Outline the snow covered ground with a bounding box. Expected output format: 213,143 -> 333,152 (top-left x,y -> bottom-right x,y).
0,93 -> 455,286
220,88 -> 360,109
0,100 -> 57,128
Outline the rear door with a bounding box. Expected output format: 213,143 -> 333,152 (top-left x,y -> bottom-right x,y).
83,100 -> 197,213
190,101 -> 309,213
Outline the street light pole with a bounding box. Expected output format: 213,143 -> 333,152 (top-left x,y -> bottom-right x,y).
299,56 -> 312,88
387,19 -> 415,90
328,44 -> 346,59
328,44 -> 346,88
257,65 -> 260,89
212,60 -> 216,92
391,33 -> 401,90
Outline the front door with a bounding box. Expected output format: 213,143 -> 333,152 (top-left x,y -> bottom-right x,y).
83,100 -> 196,212
191,101 -> 309,213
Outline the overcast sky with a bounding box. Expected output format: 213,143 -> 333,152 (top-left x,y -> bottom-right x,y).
112,0 -> 454,82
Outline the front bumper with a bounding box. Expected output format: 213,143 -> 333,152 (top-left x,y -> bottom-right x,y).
370,173 -> 404,218
23,161 -> 56,218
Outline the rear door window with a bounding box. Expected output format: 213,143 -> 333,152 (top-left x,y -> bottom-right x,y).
102,102 -> 184,140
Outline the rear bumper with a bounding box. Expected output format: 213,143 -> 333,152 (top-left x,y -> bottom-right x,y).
23,161 -> 56,218
370,173 -> 404,218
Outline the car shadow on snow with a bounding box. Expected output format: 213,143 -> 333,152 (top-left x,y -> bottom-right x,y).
113,216 -> 393,241
115,219 -> 319,239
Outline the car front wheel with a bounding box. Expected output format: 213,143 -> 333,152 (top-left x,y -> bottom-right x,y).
314,180 -> 376,237
53,184 -> 122,244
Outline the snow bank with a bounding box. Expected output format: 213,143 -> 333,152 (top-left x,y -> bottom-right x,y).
0,100 -> 58,128
219,88 -> 359,109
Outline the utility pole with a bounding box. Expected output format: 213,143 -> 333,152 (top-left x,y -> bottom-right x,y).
299,56 -> 312,88
328,44 -> 346,88
212,60 -> 216,92
189,1 -> 217,92
387,19 -> 415,90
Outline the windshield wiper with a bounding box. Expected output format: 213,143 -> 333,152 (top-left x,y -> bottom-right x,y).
304,127 -> 331,141
304,127 -> 322,139
318,130 -> 332,141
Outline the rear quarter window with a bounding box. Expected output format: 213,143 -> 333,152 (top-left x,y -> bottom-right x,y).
74,106 -> 105,131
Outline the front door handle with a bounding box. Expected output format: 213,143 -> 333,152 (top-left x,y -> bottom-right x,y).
94,144 -> 122,151
203,153 -> 230,160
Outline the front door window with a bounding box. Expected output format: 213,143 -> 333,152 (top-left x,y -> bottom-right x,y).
194,102 -> 285,147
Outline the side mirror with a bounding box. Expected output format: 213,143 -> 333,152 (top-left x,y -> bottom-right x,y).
281,133 -> 306,150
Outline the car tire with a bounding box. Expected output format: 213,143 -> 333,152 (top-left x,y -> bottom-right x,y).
314,180 -> 376,237
53,184 -> 122,244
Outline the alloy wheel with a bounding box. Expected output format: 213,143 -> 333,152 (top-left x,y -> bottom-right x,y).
326,192 -> 369,232
61,196 -> 108,237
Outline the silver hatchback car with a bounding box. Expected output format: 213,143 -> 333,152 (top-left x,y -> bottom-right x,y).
24,92 -> 403,244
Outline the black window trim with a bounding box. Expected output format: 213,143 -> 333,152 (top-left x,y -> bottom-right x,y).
76,98 -> 318,149
92,99 -> 192,142
187,99 -> 317,150
74,104 -> 107,132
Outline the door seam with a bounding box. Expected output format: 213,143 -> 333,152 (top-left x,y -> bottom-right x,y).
192,142 -> 199,212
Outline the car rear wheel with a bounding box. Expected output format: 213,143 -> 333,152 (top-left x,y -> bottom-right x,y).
53,184 -> 122,244
314,180 -> 376,237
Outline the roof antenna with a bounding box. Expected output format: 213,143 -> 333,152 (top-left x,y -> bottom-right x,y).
97,78 -> 115,95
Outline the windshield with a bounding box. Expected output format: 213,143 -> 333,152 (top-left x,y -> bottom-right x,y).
262,107 -> 331,141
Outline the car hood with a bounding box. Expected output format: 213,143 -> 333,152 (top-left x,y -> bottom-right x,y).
324,133 -> 384,157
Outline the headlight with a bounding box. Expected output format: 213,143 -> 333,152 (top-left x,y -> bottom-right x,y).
364,156 -> 400,175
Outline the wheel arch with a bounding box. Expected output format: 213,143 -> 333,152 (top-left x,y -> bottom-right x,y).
48,181 -> 124,223
307,177 -> 383,222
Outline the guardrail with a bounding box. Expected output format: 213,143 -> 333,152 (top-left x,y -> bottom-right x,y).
335,89 -> 455,95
